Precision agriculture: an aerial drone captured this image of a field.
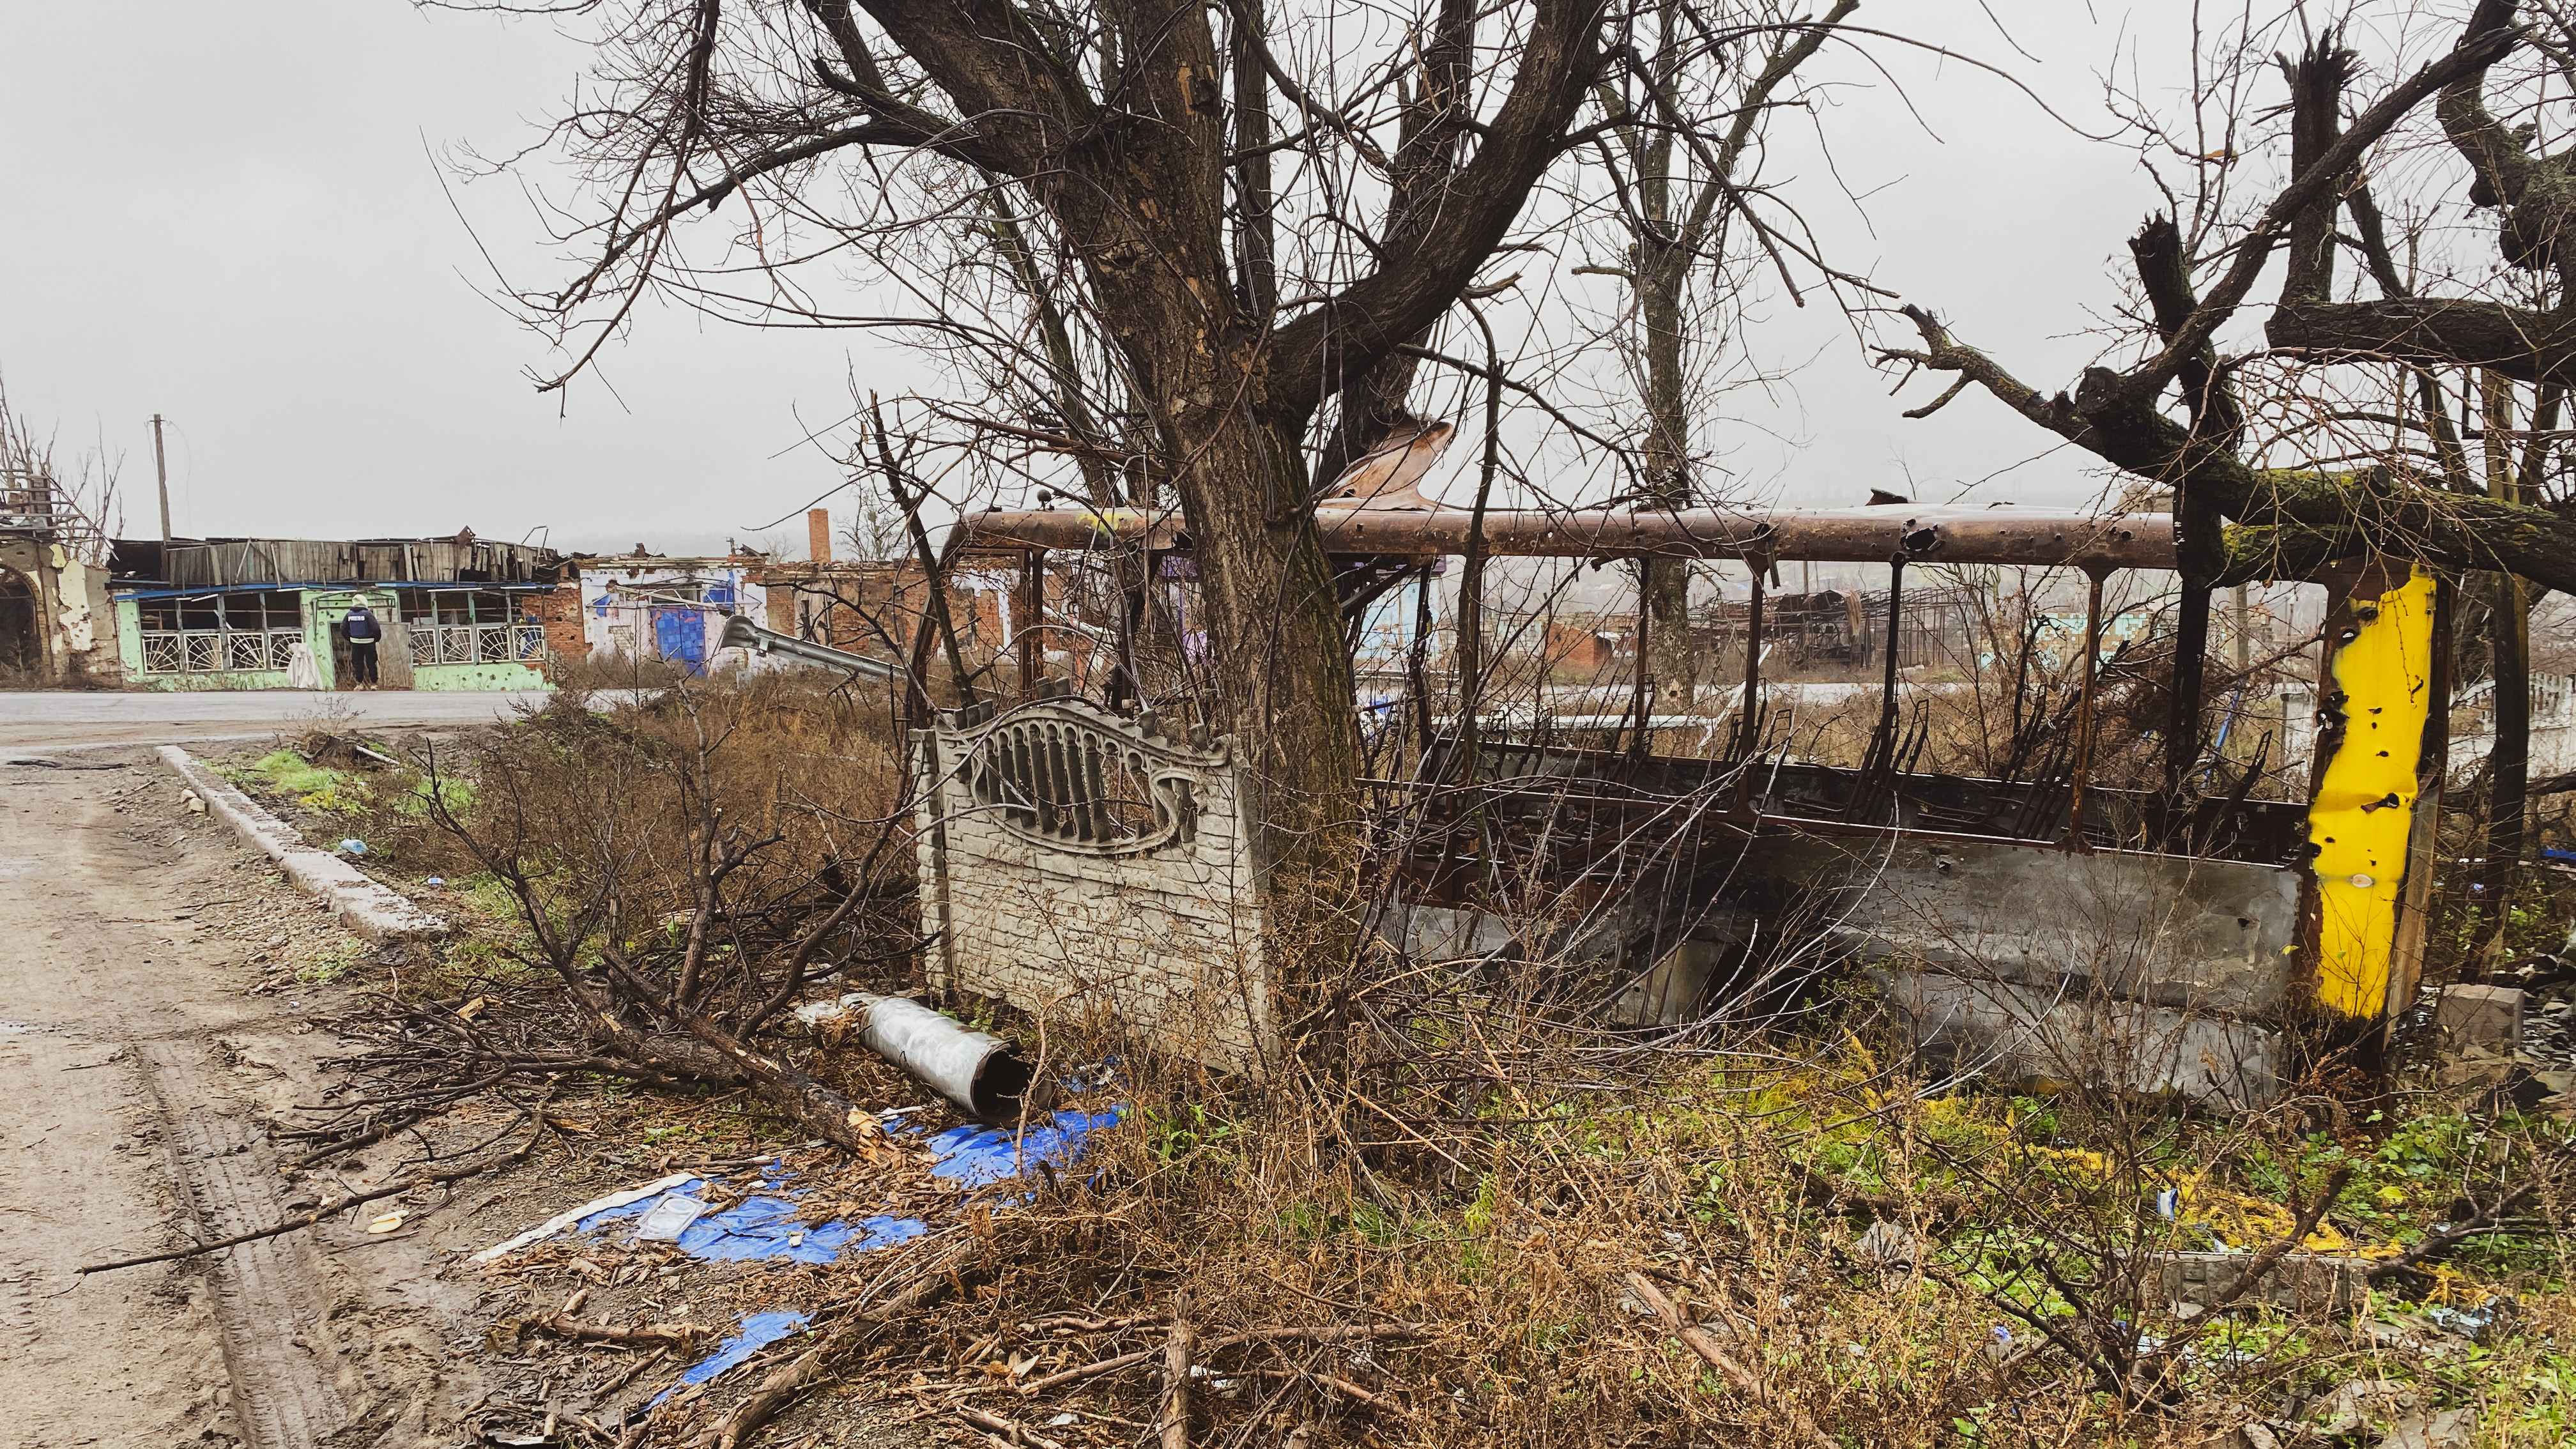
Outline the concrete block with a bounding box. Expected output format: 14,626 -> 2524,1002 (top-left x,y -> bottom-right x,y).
2435,985 -> 2524,1054
1873,967 -> 2279,1109
2151,1250 -> 2366,1312
1377,903 -> 1518,961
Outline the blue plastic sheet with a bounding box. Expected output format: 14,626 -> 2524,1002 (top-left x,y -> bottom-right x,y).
927,1108 -> 1125,1188
560,1107 -> 1122,1265
654,1312 -> 811,1404
578,1176 -> 927,1265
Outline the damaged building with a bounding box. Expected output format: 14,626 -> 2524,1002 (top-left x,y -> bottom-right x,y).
109,535 -> 576,690
575,548 -> 766,673
1,468 -> 118,685
747,510 -> 1016,682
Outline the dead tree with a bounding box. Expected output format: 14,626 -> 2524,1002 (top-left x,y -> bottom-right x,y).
1584,0 -> 1859,710
422,685 -> 913,1150
1874,3 -> 2576,841
448,0 -> 1883,942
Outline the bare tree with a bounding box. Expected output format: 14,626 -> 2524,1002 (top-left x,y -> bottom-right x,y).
1878,6 -> 2576,712
1871,0 -> 2576,967
448,0 -> 1879,921
1875,5 -> 2576,583
0,370 -> 121,567
1584,0 -> 1857,709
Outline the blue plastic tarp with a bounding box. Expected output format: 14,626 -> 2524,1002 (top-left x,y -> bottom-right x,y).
927,1108 -> 1124,1188
654,1312 -> 811,1404
578,1175 -> 927,1265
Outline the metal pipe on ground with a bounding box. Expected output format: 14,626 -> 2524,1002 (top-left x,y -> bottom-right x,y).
716,612 -> 906,684
794,992 -> 1038,1120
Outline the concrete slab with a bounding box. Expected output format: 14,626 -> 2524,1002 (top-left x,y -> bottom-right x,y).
1873,967 -> 2280,1108
1762,835 -> 2302,1015
2435,985 -> 2525,1054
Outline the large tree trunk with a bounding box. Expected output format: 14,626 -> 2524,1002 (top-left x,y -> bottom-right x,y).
1639,243 -> 1699,709
1026,0 -> 1365,879
1170,409 -> 1365,859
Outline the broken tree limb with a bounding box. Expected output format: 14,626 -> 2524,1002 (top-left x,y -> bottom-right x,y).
957,1406 -> 1070,1449
2129,1166 -> 2359,1408
698,1239 -> 979,1449
2200,1165 -> 2356,1317
551,946 -> 889,1155
526,1314 -> 712,1347
2367,1174 -> 2554,1281
1243,1368 -> 1411,1414
1015,1323 -> 1431,1395
1160,1291 -> 1193,1449
2528,769 -> 2576,799
1623,1273 -> 1838,1449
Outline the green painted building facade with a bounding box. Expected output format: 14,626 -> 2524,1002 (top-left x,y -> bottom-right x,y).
109,536 -> 570,691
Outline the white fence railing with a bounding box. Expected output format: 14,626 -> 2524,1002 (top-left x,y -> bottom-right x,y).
411,623 -> 544,666
139,628 -> 303,675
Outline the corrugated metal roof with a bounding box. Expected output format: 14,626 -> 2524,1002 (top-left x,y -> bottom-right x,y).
142,537 -> 564,587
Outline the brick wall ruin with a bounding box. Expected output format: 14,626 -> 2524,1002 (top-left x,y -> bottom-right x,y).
912,697 -> 1276,1073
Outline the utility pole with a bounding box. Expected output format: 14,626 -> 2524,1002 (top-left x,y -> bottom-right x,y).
150,414 -> 172,542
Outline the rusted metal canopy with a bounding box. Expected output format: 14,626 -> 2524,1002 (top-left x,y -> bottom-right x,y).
958,503 -> 2177,571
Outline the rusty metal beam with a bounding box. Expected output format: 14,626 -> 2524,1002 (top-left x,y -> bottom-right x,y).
959,505 -> 2178,571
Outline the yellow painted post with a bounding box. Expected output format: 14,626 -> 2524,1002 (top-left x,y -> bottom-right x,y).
2304,564 -> 2446,1024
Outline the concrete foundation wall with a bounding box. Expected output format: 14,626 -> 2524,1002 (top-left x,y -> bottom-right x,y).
915,700 -> 1275,1073
413,663 -> 548,691
1754,836 -> 2299,1108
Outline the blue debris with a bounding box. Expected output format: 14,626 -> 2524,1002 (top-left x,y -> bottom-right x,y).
577,1175 -> 926,1265
927,1108 -> 1124,1188
656,1312 -> 811,1404
551,1107 -> 1121,1266
2425,1296 -> 2515,1343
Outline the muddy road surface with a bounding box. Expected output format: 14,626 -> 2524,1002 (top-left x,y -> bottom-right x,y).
0,752 -> 476,1448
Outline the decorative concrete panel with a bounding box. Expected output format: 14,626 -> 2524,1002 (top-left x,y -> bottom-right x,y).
915,697 -> 1274,1073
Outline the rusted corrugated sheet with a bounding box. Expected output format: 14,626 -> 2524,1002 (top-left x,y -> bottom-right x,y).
160,538 -> 554,586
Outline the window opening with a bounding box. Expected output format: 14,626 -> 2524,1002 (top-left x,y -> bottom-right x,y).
137,590 -> 303,675
397,588 -> 544,666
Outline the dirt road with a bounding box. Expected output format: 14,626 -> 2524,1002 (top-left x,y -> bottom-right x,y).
0,753 -> 472,1448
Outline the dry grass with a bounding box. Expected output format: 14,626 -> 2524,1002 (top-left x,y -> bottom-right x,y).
268,668 -> 2576,1448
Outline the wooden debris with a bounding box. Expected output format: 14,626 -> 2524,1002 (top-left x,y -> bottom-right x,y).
525,1312 -> 711,1348
1016,1322 -> 1429,1396
1624,1273 -> 1837,1449
957,1404 -> 1071,1449
1160,1291 -> 1193,1449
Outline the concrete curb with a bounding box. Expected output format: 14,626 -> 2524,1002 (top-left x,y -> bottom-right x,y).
156,746 -> 448,942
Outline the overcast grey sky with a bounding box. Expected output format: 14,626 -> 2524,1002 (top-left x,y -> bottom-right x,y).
0,3 -> 2207,555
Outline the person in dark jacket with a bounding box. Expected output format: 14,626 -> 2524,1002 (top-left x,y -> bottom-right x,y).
343,605 -> 382,689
